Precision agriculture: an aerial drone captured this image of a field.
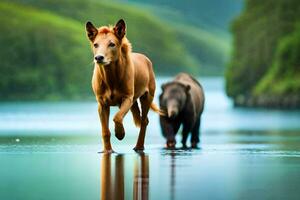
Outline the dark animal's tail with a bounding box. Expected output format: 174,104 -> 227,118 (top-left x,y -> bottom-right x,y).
150,103 -> 166,116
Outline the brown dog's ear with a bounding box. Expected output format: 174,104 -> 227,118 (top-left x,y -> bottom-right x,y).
86,21 -> 98,41
114,19 -> 126,40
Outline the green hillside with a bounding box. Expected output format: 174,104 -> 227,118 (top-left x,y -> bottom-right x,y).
0,2 -> 91,100
226,0 -> 300,108
2,0 -> 197,73
7,0 -> 230,75
126,0 -> 242,33
125,0 -> 240,75
0,0 -> 230,100
254,25 -> 300,99
174,24 -> 230,75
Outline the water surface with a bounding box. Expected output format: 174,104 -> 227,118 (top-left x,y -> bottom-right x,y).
0,77 -> 300,200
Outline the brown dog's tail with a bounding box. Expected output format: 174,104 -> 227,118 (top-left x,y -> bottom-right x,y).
150,103 -> 166,116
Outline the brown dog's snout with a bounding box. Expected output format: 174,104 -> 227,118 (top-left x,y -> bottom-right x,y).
95,55 -> 104,63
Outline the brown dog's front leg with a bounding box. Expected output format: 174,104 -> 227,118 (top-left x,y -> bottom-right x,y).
99,103 -> 113,153
113,96 -> 133,140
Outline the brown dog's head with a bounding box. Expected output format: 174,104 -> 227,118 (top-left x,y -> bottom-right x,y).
86,19 -> 127,65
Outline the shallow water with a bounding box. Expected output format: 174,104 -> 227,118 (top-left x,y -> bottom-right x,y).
1,133 -> 300,200
1,77 -> 300,200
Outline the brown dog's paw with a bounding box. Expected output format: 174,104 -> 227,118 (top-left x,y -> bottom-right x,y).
115,122 -> 125,140
98,149 -> 115,154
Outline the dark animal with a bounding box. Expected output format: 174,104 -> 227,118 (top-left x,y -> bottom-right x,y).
159,73 -> 205,148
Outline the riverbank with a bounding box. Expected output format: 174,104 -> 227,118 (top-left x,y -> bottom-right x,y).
233,94 -> 300,109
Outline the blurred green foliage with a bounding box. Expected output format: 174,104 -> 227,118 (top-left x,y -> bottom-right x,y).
226,0 -> 300,107
0,0 -> 232,100
255,25 -> 300,96
126,0 -> 242,32
0,2 -> 91,100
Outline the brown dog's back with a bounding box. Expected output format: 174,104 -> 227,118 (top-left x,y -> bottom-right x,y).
131,53 -> 155,99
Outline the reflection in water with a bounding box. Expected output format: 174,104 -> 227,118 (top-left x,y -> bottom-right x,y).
162,149 -> 195,200
115,156 -> 124,200
133,153 -> 149,200
170,152 -> 176,200
100,154 -> 149,200
101,154 -> 115,200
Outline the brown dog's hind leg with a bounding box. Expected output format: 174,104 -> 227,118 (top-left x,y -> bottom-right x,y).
130,101 -> 141,127
98,103 -> 114,153
134,93 -> 153,151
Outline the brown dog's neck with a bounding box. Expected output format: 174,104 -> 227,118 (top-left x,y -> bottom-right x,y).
98,40 -> 132,88
117,38 -> 132,68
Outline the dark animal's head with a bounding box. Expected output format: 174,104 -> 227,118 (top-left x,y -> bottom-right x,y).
85,19 -> 131,66
159,82 -> 190,119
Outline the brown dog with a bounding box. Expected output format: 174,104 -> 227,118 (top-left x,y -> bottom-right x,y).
86,19 -> 161,153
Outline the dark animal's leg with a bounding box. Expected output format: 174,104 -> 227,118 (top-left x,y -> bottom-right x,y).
160,117 -> 180,148
130,101 -> 141,127
98,103 -> 113,153
160,117 -> 175,148
134,93 -> 152,151
170,122 -> 180,148
191,117 -> 201,148
181,126 -> 190,149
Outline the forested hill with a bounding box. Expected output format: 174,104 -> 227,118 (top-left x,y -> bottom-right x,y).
126,0 -> 242,33
0,0 -> 237,100
226,0 -> 300,108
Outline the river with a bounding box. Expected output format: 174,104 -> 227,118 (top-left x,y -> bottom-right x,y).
0,77 -> 300,200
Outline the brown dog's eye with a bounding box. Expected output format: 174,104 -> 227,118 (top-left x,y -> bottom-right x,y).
93,43 -> 99,48
108,42 -> 115,48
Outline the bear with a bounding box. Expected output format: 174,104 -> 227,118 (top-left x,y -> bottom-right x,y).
159,73 -> 205,148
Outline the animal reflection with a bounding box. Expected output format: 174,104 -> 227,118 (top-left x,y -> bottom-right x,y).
170,152 -> 176,200
133,153 -> 149,200
100,154 -> 149,200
